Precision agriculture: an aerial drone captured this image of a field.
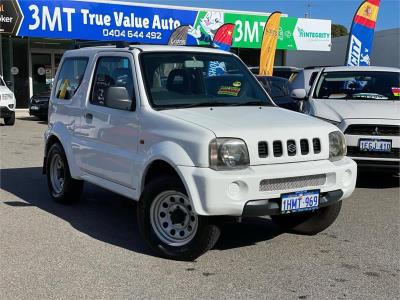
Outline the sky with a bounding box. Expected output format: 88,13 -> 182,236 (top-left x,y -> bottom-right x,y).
129,0 -> 400,31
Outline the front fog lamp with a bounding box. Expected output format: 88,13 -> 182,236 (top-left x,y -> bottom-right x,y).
329,131 -> 347,161
209,138 -> 250,170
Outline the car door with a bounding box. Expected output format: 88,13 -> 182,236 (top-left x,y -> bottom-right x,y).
76,51 -> 140,190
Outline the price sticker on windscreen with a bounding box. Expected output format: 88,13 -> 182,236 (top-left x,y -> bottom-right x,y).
391,87 -> 400,96
218,86 -> 241,96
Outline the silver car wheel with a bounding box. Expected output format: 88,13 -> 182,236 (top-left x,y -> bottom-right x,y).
150,191 -> 198,247
50,154 -> 65,195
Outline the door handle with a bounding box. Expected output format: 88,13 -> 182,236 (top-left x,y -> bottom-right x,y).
85,113 -> 93,120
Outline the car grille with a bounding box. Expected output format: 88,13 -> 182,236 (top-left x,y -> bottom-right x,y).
260,174 -> 327,191
347,147 -> 400,159
300,139 -> 309,155
273,141 -> 283,157
313,138 -> 321,154
345,125 -> 400,136
258,142 -> 268,158
258,138 -> 321,158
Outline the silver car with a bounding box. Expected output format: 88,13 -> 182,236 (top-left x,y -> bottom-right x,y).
291,66 -> 400,171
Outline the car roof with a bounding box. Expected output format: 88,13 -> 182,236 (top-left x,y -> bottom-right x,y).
63,44 -> 232,57
322,66 -> 400,72
273,66 -> 301,71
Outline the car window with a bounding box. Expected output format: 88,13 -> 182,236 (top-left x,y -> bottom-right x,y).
270,80 -> 289,98
258,77 -> 289,99
90,56 -> 134,109
55,58 -> 88,100
141,52 -> 271,109
314,71 -> 400,101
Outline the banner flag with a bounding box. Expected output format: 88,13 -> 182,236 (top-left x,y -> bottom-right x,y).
345,0 -> 380,66
259,12 -> 281,76
212,23 -> 235,51
168,25 -> 190,46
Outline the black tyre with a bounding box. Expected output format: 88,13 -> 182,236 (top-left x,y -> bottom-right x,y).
46,143 -> 83,204
271,201 -> 342,235
137,176 -> 220,261
4,113 -> 15,126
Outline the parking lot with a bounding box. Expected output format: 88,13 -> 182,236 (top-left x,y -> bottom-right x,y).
1,114 -> 399,299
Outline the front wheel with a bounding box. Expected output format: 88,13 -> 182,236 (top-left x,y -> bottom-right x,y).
4,113 -> 15,125
46,143 -> 83,204
137,177 -> 220,261
271,201 -> 342,235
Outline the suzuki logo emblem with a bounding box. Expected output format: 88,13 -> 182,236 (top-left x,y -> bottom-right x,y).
288,144 -> 296,153
372,127 -> 380,135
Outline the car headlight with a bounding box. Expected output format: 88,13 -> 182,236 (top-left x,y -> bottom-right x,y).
316,116 -> 341,126
209,138 -> 250,170
2,93 -> 14,101
329,131 -> 347,161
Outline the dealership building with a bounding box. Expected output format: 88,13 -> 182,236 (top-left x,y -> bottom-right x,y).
0,0 -> 331,108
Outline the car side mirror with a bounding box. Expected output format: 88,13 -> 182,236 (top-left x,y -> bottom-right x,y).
105,87 -> 133,111
5,81 -> 13,87
290,88 -> 307,100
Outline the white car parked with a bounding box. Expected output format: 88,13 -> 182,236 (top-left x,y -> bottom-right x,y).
0,76 -> 16,125
44,44 -> 357,260
289,66 -> 322,94
292,66 -> 400,171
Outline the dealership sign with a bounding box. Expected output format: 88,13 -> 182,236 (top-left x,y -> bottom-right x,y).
1,0 -> 331,51
0,0 -> 23,35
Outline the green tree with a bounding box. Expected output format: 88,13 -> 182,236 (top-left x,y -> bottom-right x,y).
331,24 -> 348,37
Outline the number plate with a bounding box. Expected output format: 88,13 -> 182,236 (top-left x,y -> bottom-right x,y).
281,190 -> 320,214
359,139 -> 392,152
30,105 -> 39,111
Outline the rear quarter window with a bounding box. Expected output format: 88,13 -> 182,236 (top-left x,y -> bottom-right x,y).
55,57 -> 88,100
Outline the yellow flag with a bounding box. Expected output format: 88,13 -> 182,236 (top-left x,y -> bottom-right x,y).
259,12 -> 281,76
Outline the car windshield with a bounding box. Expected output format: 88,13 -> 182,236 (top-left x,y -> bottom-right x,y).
141,52 -> 272,109
314,71 -> 400,101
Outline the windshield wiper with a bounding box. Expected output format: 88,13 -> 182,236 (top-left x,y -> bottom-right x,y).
232,101 -> 270,106
179,101 -> 230,108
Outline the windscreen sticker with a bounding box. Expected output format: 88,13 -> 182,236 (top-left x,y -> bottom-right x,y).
391,87 -> 400,96
218,86 -> 241,96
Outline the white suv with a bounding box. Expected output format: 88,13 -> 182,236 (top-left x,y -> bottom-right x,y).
44,44 -> 357,260
0,76 -> 16,125
292,66 -> 400,171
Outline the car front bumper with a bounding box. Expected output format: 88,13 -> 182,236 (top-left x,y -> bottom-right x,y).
340,119 -> 400,169
178,157 -> 357,216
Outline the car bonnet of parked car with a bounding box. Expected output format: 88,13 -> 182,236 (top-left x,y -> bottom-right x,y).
308,66 -> 400,120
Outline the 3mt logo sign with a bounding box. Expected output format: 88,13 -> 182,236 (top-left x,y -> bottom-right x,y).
0,0 -> 23,35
